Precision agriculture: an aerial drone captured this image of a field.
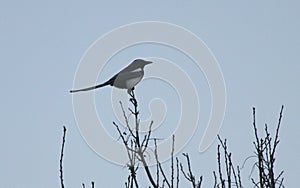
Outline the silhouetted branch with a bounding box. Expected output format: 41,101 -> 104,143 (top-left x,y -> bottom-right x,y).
251,106 -> 285,188
59,126 -> 67,188
176,157 -> 179,188
217,135 -> 241,187
154,140 -> 160,186
180,153 -> 202,188
213,171 -> 217,188
131,91 -> 157,188
217,145 -> 225,188
82,181 -> 95,188
215,135 -> 242,188
112,91 -> 285,188
115,90 -> 158,188
120,101 -> 136,139
154,139 -> 171,187
237,166 -> 242,187
171,135 -> 175,188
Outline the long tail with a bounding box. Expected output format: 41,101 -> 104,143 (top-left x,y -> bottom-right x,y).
70,82 -> 110,93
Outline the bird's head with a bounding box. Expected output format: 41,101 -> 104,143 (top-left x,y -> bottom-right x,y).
132,59 -> 153,68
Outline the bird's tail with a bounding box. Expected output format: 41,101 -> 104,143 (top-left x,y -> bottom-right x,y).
70,82 -> 110,93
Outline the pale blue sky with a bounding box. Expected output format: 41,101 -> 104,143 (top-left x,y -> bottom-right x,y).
1,1 -> 299,187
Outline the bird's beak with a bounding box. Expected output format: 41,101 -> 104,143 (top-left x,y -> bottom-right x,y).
145,60 -> 153,65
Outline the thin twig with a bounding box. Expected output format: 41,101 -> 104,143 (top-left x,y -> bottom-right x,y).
59,126 -> 67,188
213,171 -> 217,188
237,166 -> 242,187
271,105 -> 284,160
252,107 -> 264,188
120,101 -> 136,138
176,157 -> 179,188
180,153 -> 200,188
154,139 -> 171,188
130,90 -> 157,188
217,135 -> 240,187
217,145 -> 225,188
250,106 -> 285,188
142,121 -> 153,154
171,135 -> 175,188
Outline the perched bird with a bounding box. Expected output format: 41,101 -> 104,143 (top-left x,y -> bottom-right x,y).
70,59 -> 152,94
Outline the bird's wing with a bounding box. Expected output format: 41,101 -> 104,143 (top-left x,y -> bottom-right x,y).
113,71 -> 144,89
115,71 -> 143,81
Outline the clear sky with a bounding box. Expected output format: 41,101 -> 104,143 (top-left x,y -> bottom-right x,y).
1,1 -> 299,187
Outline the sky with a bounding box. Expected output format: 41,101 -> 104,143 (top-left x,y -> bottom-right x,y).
1,1 -> 300,187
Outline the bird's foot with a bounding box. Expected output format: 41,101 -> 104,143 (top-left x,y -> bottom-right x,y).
128,87 -> 135,97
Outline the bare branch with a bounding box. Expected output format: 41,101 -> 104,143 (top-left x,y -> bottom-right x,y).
120,101 -> 136,139
180,153 -> 202,188
59,126 -> 67,188
250,106 -> 285,188
154,139 -> 171,188
141,121 -> 154,154
171,135 -> 175,188
213,171 -> 217,188
176,157 -> 180,188
217,145 -> 225,188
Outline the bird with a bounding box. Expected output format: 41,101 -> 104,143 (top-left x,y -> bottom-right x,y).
70,59 -> 152,94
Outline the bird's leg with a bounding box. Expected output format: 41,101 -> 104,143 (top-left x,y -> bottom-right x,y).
128,87 -> 135,96
129,88 -> 136,103
128,88 -> 138,113
128,88 -> 134,98
129,90 -> 134,103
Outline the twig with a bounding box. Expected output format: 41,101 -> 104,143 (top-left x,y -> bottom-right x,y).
217,135 -> 240,187
252,107 -> 265,188
237,166 -> 242,188
251,106 -> 285,188
156,153 -> 159,187
171,135 -> 175,188
154,139 -> 171,187
120,101 -> 136,139
213,171 -> 217,188
176,157 -> 179,188
141,121 -> 154,154
271,105 -> 284,162
117,90 -> 157,188
217,145 -> 225,188
59,126 -> 67,188
180,153 -> 202,188
113,121 -> 139,188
